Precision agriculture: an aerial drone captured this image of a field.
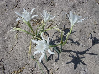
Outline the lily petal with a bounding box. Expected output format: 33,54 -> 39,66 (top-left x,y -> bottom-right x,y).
31,15 -> 38,19
34,50 -> 40,55
41,33 -> 45,40
31,8 -> 35,14
48,49 -> 55,54
73,15 -> 78,25
39,52 -> 45,62
47,37 -> 49,45
15,12 -> 22,17
31,39 -> 39,44
23,8 -> 27,13
16,17 -> 21,21
50,16 -> 55,20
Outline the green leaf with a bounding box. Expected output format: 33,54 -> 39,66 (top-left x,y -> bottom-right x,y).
31,55 -> 35,59
13,27 -> 34,37
53,47 -> 60,54
36,30 -> 38,36
45,52 -> 48,62
23,21 -> 35,34
60,44 -> 62,53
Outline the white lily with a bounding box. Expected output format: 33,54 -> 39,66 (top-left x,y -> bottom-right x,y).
15,8 -> 38,22
67,11 -> 84,26
41,10 -> 55,22
31,33 -> 55,62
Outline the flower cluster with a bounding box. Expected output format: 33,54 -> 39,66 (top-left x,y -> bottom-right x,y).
15,8 -> 84,62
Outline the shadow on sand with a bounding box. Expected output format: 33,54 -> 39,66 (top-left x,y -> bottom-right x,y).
40,27 -> 99,73
62,46 -> 97,69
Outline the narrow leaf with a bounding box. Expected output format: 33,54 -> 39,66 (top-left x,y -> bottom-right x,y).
53,47 -> 60,54
45,52 -> 48,62
13,27 -> 34,37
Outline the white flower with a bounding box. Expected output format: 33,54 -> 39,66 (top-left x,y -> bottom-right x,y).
41,10 -> 55,22
31,33 -> 55,62
15,8 -> 38,22
67,11 -> 84,26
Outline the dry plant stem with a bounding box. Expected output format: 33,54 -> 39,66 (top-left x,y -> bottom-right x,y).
28,40 -> 32,58
11,33 -> 18,51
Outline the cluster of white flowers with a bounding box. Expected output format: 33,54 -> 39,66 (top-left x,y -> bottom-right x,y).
15,8 -> 84,62
15,9 -> 55,23
31,33 -> 55,62
15,8 -> 84,26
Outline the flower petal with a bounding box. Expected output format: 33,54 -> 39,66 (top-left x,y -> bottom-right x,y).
41,32 -> 45,40
16,17 -> 21,21
48,49 -> 55,54
77,16 -> 85,23
34,50 -> 40,55
39,52 -> 45,62
73,15 -> 78,25
50,16 -> 55,20
31,39 -> 39,44
15,12 -> 22,17
47,37 -> 49,45
70,11 -> 73,21
31,8 -> 35,14
31,15 -> 38,18
23,8 -> 27,13
43,10 -> 46,17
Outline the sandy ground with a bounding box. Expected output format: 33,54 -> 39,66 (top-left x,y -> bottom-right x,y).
0,0 -> 99,74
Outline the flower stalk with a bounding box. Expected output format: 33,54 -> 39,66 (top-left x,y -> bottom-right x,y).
23,20 -> 35,35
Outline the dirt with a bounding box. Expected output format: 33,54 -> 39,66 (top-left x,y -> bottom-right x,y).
0,0 -> 99,74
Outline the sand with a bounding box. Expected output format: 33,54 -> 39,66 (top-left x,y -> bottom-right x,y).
0,0 -> 99,74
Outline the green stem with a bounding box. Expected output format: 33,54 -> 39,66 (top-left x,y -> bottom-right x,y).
36,60 -> 45,74
60,44 -> 62,52
60,32 -> 63,52
49,43 -> 61,47
42,22 -> 46,31
32,56 -> 44,74
63,25 -> 73,45
61,32 -> 63,44
23,20 -> 35,34
50,25 -> 73,47
45,52 -> 48,62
